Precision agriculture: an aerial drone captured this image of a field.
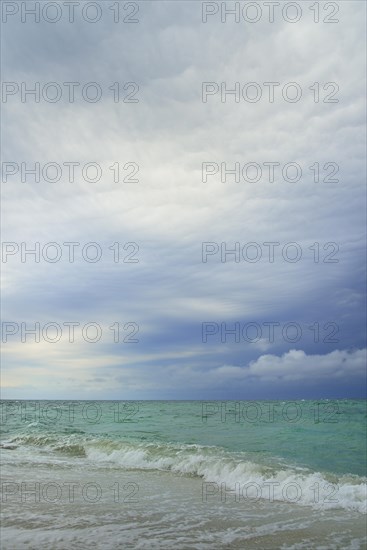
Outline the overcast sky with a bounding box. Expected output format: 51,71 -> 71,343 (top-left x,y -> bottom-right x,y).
1,1 -> 366,399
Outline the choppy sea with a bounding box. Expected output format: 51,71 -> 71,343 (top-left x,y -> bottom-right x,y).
1,400 -> 366,549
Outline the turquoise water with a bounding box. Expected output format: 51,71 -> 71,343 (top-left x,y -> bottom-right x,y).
1,400 -> 366,495
1,400 -> 366,549
2,400 -> 366,474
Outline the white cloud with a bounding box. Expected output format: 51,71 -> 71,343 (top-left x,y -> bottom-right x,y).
1,1 -> 365,398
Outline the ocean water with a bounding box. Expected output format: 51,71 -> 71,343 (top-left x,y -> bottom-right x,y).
0,399 -> 366,549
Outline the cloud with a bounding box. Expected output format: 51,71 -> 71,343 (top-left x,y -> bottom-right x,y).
213,348 -> 367,384
1,1 -> 366,399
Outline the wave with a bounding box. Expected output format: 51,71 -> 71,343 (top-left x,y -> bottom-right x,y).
6,434 -> 86,457
7,434 -> 367,514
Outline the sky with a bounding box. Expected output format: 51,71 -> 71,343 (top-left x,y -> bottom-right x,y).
1,0 -> 366,400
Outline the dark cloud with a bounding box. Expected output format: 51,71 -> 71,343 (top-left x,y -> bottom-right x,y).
1,1 -> 366,398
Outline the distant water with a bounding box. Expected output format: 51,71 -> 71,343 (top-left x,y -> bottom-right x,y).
1,400 -> 366,549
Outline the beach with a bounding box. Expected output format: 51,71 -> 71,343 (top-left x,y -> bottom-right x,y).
1,400 -> 366,549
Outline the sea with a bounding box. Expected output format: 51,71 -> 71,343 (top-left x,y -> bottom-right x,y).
0,399 -> 366,549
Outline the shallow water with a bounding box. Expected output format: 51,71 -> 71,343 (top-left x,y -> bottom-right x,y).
1,400 -> 366,549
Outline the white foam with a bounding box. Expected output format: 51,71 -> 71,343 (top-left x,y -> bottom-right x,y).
84,441 -> 367,514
